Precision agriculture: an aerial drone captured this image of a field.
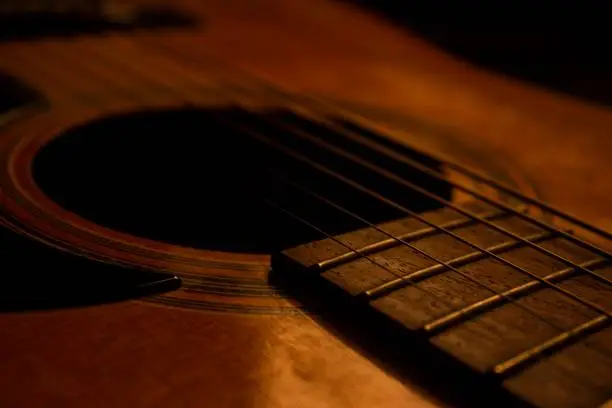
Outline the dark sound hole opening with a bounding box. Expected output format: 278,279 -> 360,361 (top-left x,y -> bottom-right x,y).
33,107 -> 452,254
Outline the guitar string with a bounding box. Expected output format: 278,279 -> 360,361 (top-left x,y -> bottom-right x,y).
151,33 -> 612,244
0,45 -> 275,273
226,123 -> 612,376
135,38 -> 612,368
10,36 -> 612,375
135,43 -> 612,348
146,34 -> 612,262
0,22 -> 608,408
138,36 -> 612,314
239,112 -> 612,316
260,189 -> 612,382
3,35 -> 608,388
17,38 -> 491,316
301,116 -> 612,259
97,35 -> 612,366
137,37 -> 612,324
146,35 -> 612,294
0,40 -> 484,314
136,37 -> 612,366
135,40 -> 612,364
253,112 -> 612,291
215,111 -> 612,359
50,35 -> 612,356
6,39 -> 561,360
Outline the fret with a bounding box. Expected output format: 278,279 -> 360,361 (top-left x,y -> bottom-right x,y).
315,209 -> 503,270
430,261 -> 612,386
494,315 -> 610,375
364,231 -> 552,298
425,258 -> 609,332
430,265 -> 612,370
281,202 -> 498,270
503,326 -> 612,408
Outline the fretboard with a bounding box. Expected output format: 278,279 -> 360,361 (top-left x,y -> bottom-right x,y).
273,201 -> 612,408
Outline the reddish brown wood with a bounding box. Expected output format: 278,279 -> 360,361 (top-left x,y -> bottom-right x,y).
0,1 -> 611,407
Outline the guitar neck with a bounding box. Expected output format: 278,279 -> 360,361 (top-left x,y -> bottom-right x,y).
274,201 -> 612,408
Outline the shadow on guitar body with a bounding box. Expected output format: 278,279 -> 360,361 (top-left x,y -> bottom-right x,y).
268,267 -> 529,408
0,224 -> 181,312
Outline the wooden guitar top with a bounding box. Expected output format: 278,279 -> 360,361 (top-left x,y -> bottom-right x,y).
0,1 -> 611,407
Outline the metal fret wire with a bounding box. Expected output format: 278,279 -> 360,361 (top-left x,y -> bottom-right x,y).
12,35 -> 612,374
148,35 -> 612,261
364,233 -> 552,298
425,258 -> 609,333
315,210 -> 507,270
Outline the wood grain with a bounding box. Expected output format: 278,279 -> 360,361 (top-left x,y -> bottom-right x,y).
278,202 -> 612,407
0,1 -> 611,407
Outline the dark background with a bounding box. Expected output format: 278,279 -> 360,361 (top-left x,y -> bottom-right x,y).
348,1 -> 611,106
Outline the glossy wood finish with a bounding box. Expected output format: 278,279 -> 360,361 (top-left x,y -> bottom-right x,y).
0,1 -> 611,407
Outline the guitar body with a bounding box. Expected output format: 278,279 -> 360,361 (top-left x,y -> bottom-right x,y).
0,1 -> 611,407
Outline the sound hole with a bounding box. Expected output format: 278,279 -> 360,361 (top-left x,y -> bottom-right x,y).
33,107 -> 452,254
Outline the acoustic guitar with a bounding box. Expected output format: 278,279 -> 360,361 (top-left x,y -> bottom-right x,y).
1,1 -> 611,407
